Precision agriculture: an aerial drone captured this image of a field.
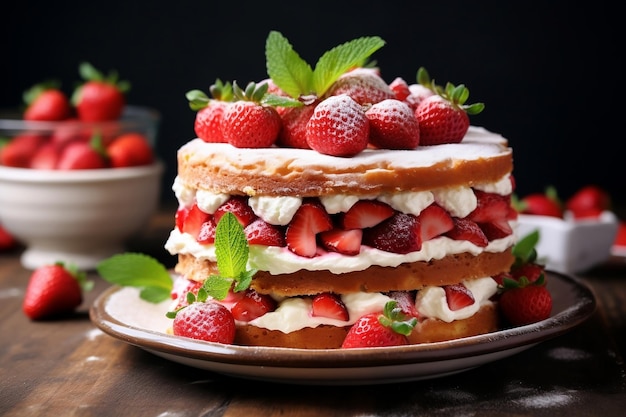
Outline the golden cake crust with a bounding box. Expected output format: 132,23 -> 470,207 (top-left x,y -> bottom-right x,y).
233,303 -> 499,349
176,128 -> 512,197
175,249 -> 514,296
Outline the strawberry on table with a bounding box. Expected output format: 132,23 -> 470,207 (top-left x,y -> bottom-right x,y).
0,224 -> 17,251
23,262 -> 93,320
23,82 -> 72,121
72,62 -> 130,122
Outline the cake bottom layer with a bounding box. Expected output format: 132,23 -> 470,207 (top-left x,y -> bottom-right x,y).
175,249 -> 514,296
233,303 -> 499,349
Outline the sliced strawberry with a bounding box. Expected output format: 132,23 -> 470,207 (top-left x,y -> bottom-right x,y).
244,219 -> 286,247
214,196 -> 257,227
479,218 -> 513,240
311,292 -> 349,321
230,289 -> 277,322
362,212 -> 422,254
445,218 -> 489,247
182,204 -> 211,239
175,207 -> 188,232
468,190 -> 512,223
285,200 -> 333,257
444,284 -> 475,311
418,203 -> 454,242
387,291 -> 419,318
197,218 -> 217,244
318,228 -> 362,256
340,200 -> 395,230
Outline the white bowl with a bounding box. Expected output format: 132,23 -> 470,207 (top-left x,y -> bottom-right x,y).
516,211 -> 619,274
0,161 -> 164,269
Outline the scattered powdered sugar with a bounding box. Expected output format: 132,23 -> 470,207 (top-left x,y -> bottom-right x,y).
546,346 -> 593,361
513,391 -> 575,408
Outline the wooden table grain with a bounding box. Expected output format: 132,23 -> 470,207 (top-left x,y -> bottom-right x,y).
2,210 -> 626,417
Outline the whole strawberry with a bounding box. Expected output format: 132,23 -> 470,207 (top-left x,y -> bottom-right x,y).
499,277 -> 552,326
172,301 -> 236,344
222,82 -> 281,148
23,82 -> 72,121
106,132 -> 154,168
414,67 -> 484,145
306,94 -> 370,157
0,223 -> 17,251
187,79 -> 233,143
514,186 -> 563,218
365,98 -> 420,149
565,185 -> 611,219
23,262 -> 92,320
72,62 -> 130,122
341,301 -> 416,348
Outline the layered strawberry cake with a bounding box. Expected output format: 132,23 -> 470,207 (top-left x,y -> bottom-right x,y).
164,32 -> 518,348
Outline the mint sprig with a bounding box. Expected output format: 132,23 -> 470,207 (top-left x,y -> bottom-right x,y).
265,31 -> 385,100
203,212 -> 257,300
96,252 -> 173,303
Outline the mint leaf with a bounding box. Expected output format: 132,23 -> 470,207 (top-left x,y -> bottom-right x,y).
311,35 -> 385,96
266,31 -> 315,98
96,252 -> 172,303
214,212 -> 248,279
203,274 -> 233,300
513,229 -> 540,264
265,31 -> 385,99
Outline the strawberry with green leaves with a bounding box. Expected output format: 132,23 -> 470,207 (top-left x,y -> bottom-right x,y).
186,79 -> 233,143
221,81 -> 282,148
514,186 -> 563,218
23,81 -> 72,121
23,262 -> 93,320
72,62 -> 130,122
495,230 -> 553,326
414,67 -> 484,145
341,300 -> 417,348
565,185 -> 611,219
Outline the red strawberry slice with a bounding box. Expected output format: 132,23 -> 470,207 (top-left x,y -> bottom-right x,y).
285,200 -> 333,257
340,200 -> 395,230
182,204 -> 211,239
418,203 -> 454,242
387,291 -> 419,318
214,196 -> 257,227
468,190 -> 512,223
444,284 -> 475,311
479,218 -> 513,240
244,219 -> 286,247
319,228 -> 363,256
362,212 -> 422,254
197,218 -> 217,244
311,292 -> 349,321
445,218 -> 489,247
230,289 -> 277,322
175,207 -> 188,232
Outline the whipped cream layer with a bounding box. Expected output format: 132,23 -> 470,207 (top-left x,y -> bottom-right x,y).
166,174 -> 515,275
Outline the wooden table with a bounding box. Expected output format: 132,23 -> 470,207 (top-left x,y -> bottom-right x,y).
2,210 -> 626,416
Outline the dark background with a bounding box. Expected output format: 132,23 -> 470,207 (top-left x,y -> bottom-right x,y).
2,1 -> 623,208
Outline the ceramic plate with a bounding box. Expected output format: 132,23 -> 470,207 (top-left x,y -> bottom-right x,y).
90,271 -> 595,385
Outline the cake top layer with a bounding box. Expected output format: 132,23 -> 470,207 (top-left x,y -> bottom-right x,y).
177,126 -> 512,196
